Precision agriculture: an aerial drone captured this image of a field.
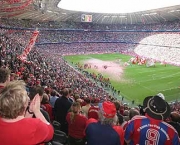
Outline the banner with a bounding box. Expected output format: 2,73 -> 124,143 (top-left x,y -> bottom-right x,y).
0,0 -> 33,12
18,30 -> 39,62
81,14 -> 92,22
6,0 -> 21,4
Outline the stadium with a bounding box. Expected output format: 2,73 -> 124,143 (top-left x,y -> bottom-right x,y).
1,0 -> 180,145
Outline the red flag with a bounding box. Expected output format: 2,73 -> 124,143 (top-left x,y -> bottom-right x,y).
18,30 -> 39,62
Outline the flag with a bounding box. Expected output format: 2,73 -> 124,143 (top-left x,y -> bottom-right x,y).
17,30 -> 39,63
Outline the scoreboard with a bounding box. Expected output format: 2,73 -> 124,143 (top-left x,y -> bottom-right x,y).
81,14 -> 92,22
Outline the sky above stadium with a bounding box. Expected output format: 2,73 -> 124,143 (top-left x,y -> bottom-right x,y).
58,0 -> 180,13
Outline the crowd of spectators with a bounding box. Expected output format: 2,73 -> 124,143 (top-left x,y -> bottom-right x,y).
1,18 -> 180,105
36,43 -> 135,55
134,33 -> 180,66
37,31 -> 151,44
1,18 -> 180,144
1,19 -> 180,103
1,18 -> 180,30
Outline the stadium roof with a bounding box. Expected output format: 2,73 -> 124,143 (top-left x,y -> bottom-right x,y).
0,0 -> 180,25
59,0 -> 180,13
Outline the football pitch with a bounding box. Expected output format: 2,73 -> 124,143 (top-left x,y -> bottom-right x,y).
64,53 -> 180,105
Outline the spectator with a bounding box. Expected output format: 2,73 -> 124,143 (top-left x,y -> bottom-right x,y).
113,100 -> 124,125
125,95 -> 180,145
10,73 -> 15,81
0,80 -> 54,145
49,90 -> 59,108
168,111 -> 180,137
0,68 -> 10,93
41,93 -> 54,123
85,101 -> 124,145
121,108 -> 140,130
22,74 -> 31,94
129,108 -> 140,120
81,97 -> 91,117
29,86 -> 51,122
68,88 -> 75,102
54,88 -> 72,134
123,110 -> 129,122
44,87 -> 51,99
66,102 -> 87,145
87,98 -> 99,120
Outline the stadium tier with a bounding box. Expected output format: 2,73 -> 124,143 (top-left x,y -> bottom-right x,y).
1,2 -> 180,144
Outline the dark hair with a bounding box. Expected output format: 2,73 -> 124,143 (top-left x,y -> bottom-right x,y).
41,93 -> 49,104
22,74 -> 29,82
68,88 -> 73,94
139,105 -> 145,116
50,90 -> 56,96
84,98 -> 90,104
74,93 -> 80,100
170,112 -> 180,123
29,86 -> 44,100
45,89 -> 50,94
0,68 -> 10,83
113,101 -> 120,111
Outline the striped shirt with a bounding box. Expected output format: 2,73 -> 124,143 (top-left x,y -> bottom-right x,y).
125,115 -> 180,145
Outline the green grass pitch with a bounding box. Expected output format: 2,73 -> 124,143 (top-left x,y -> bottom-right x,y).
64,53 -> 180,105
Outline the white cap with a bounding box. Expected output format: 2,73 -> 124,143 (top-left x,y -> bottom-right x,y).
157,93 -> 165,100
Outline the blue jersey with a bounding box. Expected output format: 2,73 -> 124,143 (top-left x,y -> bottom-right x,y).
125,115 -> 180,145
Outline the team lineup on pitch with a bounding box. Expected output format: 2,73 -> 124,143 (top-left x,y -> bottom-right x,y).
84,58 -> 125,81
65,53 -> 180,104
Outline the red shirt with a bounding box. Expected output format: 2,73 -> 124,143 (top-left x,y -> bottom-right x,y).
88,106 -> 99,120
41,103 -> 54,122
0,117 -> 54,145
66,112 -> 87,139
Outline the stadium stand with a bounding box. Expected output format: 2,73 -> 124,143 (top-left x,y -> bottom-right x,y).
1,17 -> 180,144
